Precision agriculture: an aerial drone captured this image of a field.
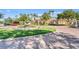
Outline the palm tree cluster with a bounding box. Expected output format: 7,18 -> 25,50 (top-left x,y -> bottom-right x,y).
0,9 -> 79,27
0,10 -> 54,26
57,9 -> 79,21
57,9 -> 79,26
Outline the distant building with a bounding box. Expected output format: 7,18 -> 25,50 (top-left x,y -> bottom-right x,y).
57,19 -> 68,25
11,21 -> 20,26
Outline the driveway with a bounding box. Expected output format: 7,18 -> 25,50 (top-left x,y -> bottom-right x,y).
55,26 -> 79,38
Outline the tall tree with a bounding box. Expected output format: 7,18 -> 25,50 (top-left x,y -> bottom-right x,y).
4,17 -> 13,25
0,13 -> 4,24
0,13 -> 3,18
63,9 -> 76,20
57,9 -> 79,25
31,13 -> 38,20
57,10 -> 76,20
48,10 -> 54,18
30,13 -> 40,25
75,12 -> 79,20
41,12 -> 51,25
57,9 -> 76,25
57,13 -> 65,19
18,14 -> 31,25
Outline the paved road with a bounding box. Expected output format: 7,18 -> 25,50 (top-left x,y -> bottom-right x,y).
55,26 -> 79,38
0,26 -> 79,49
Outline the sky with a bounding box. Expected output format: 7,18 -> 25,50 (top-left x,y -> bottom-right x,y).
0,9 -> 79,18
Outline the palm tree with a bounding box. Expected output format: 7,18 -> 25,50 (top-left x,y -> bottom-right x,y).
0,13 -> 3,18
57,9 -> 76,25
4,17 -> 13,25
75,12 -> 79,20
18,14 -> 31,27
48,10 -> 54,18
73,12 -> 79,27
41,12 -> 52,25
0,13 -> 4,25
31,13 -> 38,20
30,13 -> 39,25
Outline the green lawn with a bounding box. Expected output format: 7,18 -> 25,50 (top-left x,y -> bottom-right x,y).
0,27 -> 56,39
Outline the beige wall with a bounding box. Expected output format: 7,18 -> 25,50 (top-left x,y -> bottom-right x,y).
58,19 -> 68,25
